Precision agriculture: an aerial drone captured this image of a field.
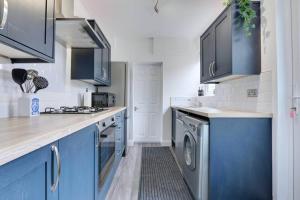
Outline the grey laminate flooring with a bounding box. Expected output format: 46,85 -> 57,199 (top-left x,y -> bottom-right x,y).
106,145 -> 142,200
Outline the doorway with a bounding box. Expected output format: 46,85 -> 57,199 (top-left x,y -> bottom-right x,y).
132,63 -> 163,143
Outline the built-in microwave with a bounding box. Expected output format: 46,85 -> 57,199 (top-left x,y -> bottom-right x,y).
92,92 -> 116,108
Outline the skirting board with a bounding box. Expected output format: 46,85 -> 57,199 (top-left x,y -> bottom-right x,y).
127,140 -> 171,147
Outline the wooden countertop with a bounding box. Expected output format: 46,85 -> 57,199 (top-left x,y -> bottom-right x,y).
174,106 -> 272,118
0,107 -> 126,166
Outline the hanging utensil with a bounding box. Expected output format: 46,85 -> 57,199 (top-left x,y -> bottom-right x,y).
33,76 -> 49,94
26,69 -> 39,93
12,68 -> 27,93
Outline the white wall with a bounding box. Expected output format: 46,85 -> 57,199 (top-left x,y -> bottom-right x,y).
109,37 -> 200,144
0,43 -> 96,118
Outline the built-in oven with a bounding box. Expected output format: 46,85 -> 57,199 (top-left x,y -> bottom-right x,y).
96,116 -> 116,194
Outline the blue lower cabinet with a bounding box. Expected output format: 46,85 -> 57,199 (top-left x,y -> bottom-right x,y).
0,113 -> 126,200
58,125 -> 96,200
0,142 -> 59,200
209,118 -> 272,200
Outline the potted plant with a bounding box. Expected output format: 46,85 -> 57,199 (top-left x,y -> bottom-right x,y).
224,0 -> 257,36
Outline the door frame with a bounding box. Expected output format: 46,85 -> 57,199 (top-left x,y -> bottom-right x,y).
292,0 -> 300,199
274,0 -> 298,199
131,62 -> 163,144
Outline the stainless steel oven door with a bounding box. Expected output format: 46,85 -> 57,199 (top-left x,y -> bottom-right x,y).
98,123 -> 116,189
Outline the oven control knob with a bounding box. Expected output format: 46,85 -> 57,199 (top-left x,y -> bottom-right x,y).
102,122 -> 106,127
111,117 -> 115,122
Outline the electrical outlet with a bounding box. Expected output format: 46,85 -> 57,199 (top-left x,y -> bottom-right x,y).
247,89 -> 258,97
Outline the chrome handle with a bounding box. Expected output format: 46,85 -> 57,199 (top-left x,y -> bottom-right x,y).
211,61 -> 215,76
208,63 -> 212,77
0,0 -> 8,29
51,145 -> 61,192
95,124 -> 100,147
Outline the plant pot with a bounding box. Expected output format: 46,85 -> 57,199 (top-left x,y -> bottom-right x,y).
18,94 -> 40,117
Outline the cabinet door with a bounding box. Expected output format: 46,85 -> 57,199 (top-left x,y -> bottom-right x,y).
0,143 -> 59,200
0,0 -> 55,58
200,28 -> 215,83
100,44 -> 111,86
59,125 -> 96,200
214,8 -> 232,77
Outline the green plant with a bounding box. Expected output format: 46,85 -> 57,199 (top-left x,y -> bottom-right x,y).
223,0 -> 257,36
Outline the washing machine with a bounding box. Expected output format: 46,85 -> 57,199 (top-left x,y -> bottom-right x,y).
175,110 -> 187,169
181,115 -> 209,200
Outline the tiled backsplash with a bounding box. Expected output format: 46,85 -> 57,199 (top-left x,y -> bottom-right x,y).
170,97 -> 199,107
198,71 -> 273,113
0,43 -> 95,118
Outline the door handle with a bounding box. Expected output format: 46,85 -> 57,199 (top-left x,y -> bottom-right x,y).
134,106 -> 138,111
291,97 -> 300,118
51,145 -> 61,192
0,0 -> 8,29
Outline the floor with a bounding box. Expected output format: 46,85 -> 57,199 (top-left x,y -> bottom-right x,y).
106,144 -> 166,200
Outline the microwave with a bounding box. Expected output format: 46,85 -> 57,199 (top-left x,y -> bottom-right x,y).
92,92 -> 116,108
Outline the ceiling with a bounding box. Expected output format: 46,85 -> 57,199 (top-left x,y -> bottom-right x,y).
82,0 -> 225,39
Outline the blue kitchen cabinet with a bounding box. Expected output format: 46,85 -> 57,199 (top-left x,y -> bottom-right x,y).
58,125 -> 97,200
0,142 -> 59,200
115,111 -> 125,161
200,2 -> 261,83
0,0 -> 55,63
71,20 -> 111,86
209,118 -> 272,200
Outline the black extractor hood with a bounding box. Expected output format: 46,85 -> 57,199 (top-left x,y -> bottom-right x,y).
55,0 -> 105,48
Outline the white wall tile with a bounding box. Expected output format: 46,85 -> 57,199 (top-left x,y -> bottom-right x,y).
198,71 -> 273,113
0,43 -> 96,118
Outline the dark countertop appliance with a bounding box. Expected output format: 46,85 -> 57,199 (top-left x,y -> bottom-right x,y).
92,93 -> 116,108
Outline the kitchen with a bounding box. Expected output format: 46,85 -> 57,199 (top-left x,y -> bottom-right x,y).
0,0 -> 299,200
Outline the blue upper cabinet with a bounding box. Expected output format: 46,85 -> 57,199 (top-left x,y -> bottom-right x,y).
0,0 -> 55,63
58,125 -> 96,200
200,2 -> 261,83
0,142 -> 59,200
71,20 -> 111,86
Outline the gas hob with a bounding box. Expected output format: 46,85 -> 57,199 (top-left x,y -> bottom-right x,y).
42,106 -> 108,114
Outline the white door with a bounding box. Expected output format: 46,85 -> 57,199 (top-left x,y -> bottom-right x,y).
292,0 -> 300,198
133,63 -> 162,143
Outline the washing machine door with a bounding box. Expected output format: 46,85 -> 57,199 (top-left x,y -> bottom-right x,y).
183,131 -> 196,170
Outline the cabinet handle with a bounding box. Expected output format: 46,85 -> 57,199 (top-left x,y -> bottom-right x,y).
209,63 -> 212,77
0,0 -> 8,29
211,61 -> 215,76
51,145 -> 61,192
96,124 -> 100,147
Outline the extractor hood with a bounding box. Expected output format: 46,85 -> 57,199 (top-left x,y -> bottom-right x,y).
55,0 -> 105,48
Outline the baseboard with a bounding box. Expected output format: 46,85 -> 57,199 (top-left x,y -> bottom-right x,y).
128,140 -> 171,147
161,140 -> 172,147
